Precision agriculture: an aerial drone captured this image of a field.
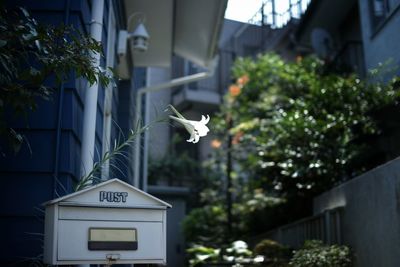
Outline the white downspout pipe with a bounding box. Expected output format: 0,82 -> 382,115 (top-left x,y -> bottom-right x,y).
80,2 -> 104,182
80,1 -> 104,180
133,59 -> 217,191
79,2 -> 103,267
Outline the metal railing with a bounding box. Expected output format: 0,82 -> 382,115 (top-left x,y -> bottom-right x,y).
245,0 -> 311,28
249,207 -> 343,249
230,0 -> 311,58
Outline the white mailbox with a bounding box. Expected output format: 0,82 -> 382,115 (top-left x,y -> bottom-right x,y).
43,178 -> 171,265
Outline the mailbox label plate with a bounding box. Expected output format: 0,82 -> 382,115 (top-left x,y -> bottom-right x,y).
88,228 -> 137,250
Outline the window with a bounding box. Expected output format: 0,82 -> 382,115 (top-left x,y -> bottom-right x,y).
369,0 -> 400,32
186,61 -> 199,90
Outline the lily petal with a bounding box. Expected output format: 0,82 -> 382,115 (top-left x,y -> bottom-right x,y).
188,134 -> 200,143
169,115 -> 194,133
168,105 -> 210,144
187,131 -> 197,143
193,122 -> 209,136
200,114 -> 210,124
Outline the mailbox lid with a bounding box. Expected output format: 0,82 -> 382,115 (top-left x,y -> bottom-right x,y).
59,206 -> 163,222
57,220 -> 165,261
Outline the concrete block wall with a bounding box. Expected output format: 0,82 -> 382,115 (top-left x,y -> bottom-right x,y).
314,157 -> 400,267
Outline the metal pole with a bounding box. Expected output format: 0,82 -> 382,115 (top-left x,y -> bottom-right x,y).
226,117 -> 233,239
272,0 -> 276,26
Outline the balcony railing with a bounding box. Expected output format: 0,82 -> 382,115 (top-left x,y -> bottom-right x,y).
171,86 -> 221,110
244,0 -> 311,28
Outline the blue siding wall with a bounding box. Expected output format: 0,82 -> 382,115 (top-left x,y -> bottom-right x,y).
114,68 -> 147,184
115,78 -> 135,183
0,1 -> 107,265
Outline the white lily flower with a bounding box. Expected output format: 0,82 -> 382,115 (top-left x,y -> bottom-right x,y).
167,105 -> 210,144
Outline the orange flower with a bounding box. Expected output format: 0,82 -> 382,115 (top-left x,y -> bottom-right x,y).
237,74 -> 250,86
229,84 -> 241,97
296,55 -> 303,63
232,131 -> 244,145
211,139 -> 222,149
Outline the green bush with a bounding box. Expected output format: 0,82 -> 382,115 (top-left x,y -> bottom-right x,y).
187,240 -> 260,267
254,239 -> 291,266
213,53 -> 400,200
182,205 -> 227,246
182,188 -> 285,246
289,240 -> 352,267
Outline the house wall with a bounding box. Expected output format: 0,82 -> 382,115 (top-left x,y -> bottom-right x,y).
219,19 -> 266,92
0,1 -> 126,265
358,0 -> 400,72
147,67 -> 172,160
313,157 -> 400,267
148,186 -> 190,267
116,73 -> 138,183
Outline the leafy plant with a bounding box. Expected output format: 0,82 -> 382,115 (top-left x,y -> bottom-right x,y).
189,53 -> 400,247
75,122 -> 144,191
187,240 -> 263,267
253,239 -> 291,266
187,244 -> 221,267
183,186 -> 284,246
148,135 -> 201,186
289,240 -> 352,267
75,115 -> 169,191
183,204 -> 228,247
0,7 -> 112,153
213,53 -> 400,201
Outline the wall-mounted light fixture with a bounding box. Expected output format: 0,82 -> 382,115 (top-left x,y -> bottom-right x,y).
118,12 -> 149,57
128,12 -> 149,52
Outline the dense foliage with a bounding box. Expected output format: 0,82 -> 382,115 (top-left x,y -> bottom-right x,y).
186,239 -> 351,267
148,136 -> 202,187
183,53 -> 399,257
182,174 -> 284,246
254,239 -> 291,266
213,53 -> 399,200
187,240 -> 262,267
289,240 -> 352,267
0,7 -> 112,153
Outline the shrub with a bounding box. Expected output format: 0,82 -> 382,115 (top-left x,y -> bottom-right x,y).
213,53 -> 400,200
254,239 -> 291,266
182,205 -> 227,247
289,240 -> 352,267
187,240 -> 262,267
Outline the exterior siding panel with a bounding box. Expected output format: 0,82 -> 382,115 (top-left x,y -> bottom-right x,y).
0,1 -> 109,265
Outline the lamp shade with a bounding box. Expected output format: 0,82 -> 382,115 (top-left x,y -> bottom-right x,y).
132,23 -> 150,39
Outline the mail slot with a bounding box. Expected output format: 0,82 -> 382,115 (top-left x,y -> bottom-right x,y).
43,179 -> 171,265
88,228 -> 138,250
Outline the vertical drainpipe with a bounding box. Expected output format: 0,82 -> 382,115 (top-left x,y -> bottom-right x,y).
79,4 -> 105,267
80,0 -> 105,180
